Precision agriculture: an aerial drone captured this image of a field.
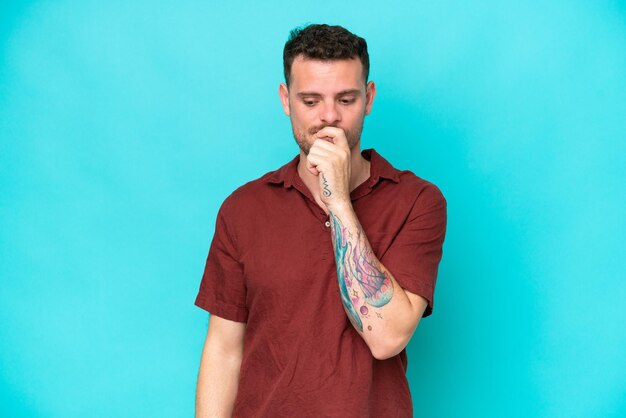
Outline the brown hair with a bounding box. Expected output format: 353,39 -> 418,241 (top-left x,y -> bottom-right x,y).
283,24 -> 370,87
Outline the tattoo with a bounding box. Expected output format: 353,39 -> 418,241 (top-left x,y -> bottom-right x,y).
321,173 -> 331,197
330,212 -> 394,332
351,230 -> 394,307
331,213 -> 362,331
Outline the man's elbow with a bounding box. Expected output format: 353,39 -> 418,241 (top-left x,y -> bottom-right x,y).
369,301 -> 424,360
370,332 -> 414,361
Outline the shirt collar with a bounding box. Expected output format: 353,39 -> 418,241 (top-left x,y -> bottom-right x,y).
264,148 -> 400,189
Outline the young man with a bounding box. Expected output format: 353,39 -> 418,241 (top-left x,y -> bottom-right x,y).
195,24 -> 447,417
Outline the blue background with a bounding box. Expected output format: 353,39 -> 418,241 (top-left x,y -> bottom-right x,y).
1,1 -> 625,417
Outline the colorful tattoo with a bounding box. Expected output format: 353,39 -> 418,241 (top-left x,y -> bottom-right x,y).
330,212 -> 394,332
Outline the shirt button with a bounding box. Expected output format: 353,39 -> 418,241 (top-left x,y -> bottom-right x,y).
325,220 -> 331,228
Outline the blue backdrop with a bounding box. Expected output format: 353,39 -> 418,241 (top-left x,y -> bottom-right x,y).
1,1 -> 625,417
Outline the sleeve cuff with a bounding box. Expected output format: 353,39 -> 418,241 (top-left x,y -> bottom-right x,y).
194,294 -> 248,323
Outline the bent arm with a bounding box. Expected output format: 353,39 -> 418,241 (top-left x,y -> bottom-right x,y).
329,204 -> 427,360
196,314 -> 246,418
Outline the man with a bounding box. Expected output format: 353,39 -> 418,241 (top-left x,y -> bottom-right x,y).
195,24 -> 447,417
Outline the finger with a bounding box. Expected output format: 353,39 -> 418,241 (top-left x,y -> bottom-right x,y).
308,141 -> 336,158
306,153 -> 331,175
315,127 -> 349,147
306,158 -> 320,176
310,139 -> 350,165
311,138 -> 340,153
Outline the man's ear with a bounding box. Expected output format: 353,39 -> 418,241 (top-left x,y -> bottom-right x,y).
278,83 -> 291,116
365,81 -> 376,115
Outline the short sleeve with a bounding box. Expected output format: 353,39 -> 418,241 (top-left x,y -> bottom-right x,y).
194,199 -> 248,322
379,183 -> 447,318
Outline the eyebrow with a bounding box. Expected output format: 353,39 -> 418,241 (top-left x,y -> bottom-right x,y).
296,89 -> 361,98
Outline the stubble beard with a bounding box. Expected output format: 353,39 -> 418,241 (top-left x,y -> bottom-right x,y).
292,117 -> 364,156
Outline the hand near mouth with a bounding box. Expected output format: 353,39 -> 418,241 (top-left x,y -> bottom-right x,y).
305,127 -> 352,210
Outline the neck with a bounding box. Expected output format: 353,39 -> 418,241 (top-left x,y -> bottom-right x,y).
297,146 -> 371,201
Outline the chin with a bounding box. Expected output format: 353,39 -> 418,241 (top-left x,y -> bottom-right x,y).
295,139 -> 312,156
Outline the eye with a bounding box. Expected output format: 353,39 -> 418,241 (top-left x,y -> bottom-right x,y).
339,98 -> 356,105
303,100 -> 318,107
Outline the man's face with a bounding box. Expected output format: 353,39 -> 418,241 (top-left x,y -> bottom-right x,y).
279,55 -> 376,155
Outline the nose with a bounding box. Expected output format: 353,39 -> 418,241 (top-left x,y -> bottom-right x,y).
319,101 -> 341,124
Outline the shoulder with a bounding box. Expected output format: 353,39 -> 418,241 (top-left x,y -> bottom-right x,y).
404,172 -> 446,205
218,168 -> 284,218
370,149 -> 445,207
389,167 -> 447,211
390,171 -> 447,231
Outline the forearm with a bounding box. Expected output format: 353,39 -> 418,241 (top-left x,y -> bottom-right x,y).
329,203 -> 417,359
196,343 -> 242,417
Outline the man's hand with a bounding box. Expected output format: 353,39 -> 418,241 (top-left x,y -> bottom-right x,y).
305,127 -> 352,210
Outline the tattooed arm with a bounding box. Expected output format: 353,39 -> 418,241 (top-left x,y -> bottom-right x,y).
304,127 -> 429,360
328,202 -> 428,360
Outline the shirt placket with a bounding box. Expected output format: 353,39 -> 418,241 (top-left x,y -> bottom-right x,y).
290,174 -> 335,268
